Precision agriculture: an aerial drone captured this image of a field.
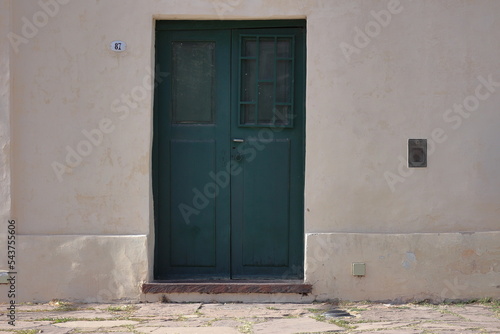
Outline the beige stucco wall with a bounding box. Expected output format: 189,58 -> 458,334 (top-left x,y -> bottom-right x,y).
16,235 -> 148,302
305,1 -> 500,234
0,0 -> 499,302
306,232 -> 500,302
0,0 -> 12,291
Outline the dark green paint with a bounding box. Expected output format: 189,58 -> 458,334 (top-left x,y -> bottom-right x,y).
155,29 -> 231,279
156,20 -> 306,31
153,21 -> 305,280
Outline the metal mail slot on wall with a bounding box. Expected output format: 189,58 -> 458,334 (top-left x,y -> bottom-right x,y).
408,139 -> 427,167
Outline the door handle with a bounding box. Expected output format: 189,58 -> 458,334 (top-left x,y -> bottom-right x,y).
232,138 -> 245,143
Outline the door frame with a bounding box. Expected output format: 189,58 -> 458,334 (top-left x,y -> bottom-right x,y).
152,19 -> 306,280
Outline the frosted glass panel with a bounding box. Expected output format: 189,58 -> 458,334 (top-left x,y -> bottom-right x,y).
172,41 -> 215,123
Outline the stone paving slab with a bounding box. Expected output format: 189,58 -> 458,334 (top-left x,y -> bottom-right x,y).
367,330 -> 421,334
197,303 -> 313,322
17,309 -> 116,321
135,319 -> 209,327
444,304 -> 499,322
355,304 -> 460,322
54,319 -> 139,328
252,317 -> 344,333
34,325 -> 74,333
134,303 -> 203,318
0,300 -> 498,333
0,320 -> 51,330
352,321 -> 415,331
210,319 -> 243,327
137,327 -> 239,334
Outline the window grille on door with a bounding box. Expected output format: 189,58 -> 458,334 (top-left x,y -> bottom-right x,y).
238,35 -> 295,127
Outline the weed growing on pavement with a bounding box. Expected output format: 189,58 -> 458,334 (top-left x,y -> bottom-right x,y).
266,306 -> 278,310
350,319 -> 385,324
310,314 -> 356,330
412,299 -> 435,306
433,298 -> 500,318
437,308 -> 467,320
204,317 -> 222,326
349,307 -> 367,312
20,306 -> 95,313
477,297 -> 500,311
49,300 -> 79,312
54,304 -> 78,311
106,305 -> 138,312
335,299 -> 371,307
120,317 -> 145,322
477,297 -> 494,303
12,330 -> 39,334
35,317 -> 107,323
36,317 -> 78,323
329,319 -> 357,330
483,299 -> 500,317
19,308 -> 53,313
123,324 -> 141,334
445,297 -> 497,305
238,320 -> 253,334
463,327 -> 487,332
306,308 -> 325,313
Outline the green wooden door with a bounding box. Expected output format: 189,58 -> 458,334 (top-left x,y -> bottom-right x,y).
154,21 -> 305,280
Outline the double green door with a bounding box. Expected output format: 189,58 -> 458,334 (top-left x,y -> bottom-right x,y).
154,21 -> 305,280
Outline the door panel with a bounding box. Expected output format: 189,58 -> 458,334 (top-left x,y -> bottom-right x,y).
154,22 -> 305,280
155,30 -> 231,279
170,140 -> 216,267
241,139 -> 290,267
230,28 -> 305,279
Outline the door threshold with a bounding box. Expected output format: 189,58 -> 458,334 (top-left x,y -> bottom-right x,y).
142,280 -> 312,295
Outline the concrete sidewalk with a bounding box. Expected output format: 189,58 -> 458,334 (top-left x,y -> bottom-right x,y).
1,300 -> 499,333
